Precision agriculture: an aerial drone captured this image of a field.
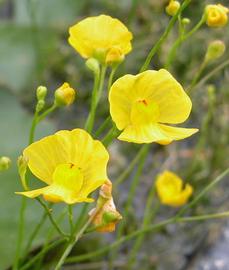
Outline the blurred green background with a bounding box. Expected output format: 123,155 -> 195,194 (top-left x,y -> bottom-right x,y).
0,0 -> 229,269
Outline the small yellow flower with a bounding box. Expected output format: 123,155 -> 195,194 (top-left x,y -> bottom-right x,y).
205,4 -> 229,27
166,0 -> 180,16
109,69 -> 198,144
55,82 -> 76,106
155,171 -> 193,207
16,129 -> 109,204
68,15 -> 133,65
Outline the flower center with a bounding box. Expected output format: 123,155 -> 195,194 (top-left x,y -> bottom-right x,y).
130,99 -> 160,125
52,163 -> 84,192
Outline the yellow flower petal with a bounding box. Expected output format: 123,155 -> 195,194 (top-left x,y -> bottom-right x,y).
68,15 -> 133,60
23,129 -> 109,186
118,124 -> 198,144
155,171 -> 193,207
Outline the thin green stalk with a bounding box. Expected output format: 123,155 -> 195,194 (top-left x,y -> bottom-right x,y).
67,211 -> 229,263
166,14 -> 206,69
85,65 -> 107,133
111,145 -> 150,265
108,67 -> 117,90
29,111 -> 38,144
85,71 -> 100,132
68,205 -> 74,235
54,206 -> 102,270
140,0 -> 192,72
176,167 -> 229,218
188,59 -> 208,92
127,0 -> 139,26
37,104 -> 57,123
13,197 -> 27,270
20,238 -> 66,270
114,145 -> 148,188
102,126 -> 119,146
73,204 -> 89,234
36,198 -> 68,238
24,211 -> 47,256
34,209 -> 68,270
127,188 -> 159,269
94,116 -> 112,137
189,58 -> 229,92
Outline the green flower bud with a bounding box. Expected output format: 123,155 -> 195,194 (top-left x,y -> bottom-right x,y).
182,18 -> 191,25
205,40 -> 226,62
36,100 -> 45,113
36,86 -> 47,101
86,58 -> 100,75
0,156 -> 11,171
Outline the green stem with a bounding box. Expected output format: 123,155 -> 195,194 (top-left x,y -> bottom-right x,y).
188,59 -> 208,92
114,145 -> 148,188
67,211 -> 229,263
54,206 -> 102,270
190,58 -> 229,92
20,238 -> 66,270
13,197 -> 27,270
23,210 -> 47,256
111,145 -> 150,265
94,116 -> 112,137
108,67 -> 117,90
166,14 -> 205,69
28,111 -> 39,144
37,104 -> 57,123
36,198 -> 68,238
68,205 -> 74,235
101,126 -> 119,146
140,0 -> 192,72
85,66 -> 107,133
176,167 -> 229,218
127,188 -> 159,268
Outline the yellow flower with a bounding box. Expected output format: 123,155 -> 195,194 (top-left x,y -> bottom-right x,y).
16,129 -> 109,204
68,15 -> 133,64
166,0 -> 180,16
109,69 -> 198,144
205,4 -> 229,27
155,171 -> 193,207
54,82 -> 76,106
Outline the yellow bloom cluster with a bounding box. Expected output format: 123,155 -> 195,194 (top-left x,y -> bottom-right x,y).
156,171 -> 193,207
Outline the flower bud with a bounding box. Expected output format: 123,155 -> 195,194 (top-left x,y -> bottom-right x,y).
205,4 -> 229,28
205,40 -> 226,62
17,155 -> 29,190
105,47 -> 125,66
36,86 -> 47,101
36,99 -> 45,113
86,58 -> 100,75
54,83 -> 76,106
166,0 -> 180,16
0,156 -> 11,171
182,18 -> 191,25
89,180 -> 122,232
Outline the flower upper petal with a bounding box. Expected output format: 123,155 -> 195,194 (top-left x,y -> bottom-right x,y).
134,70 -> 192,124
